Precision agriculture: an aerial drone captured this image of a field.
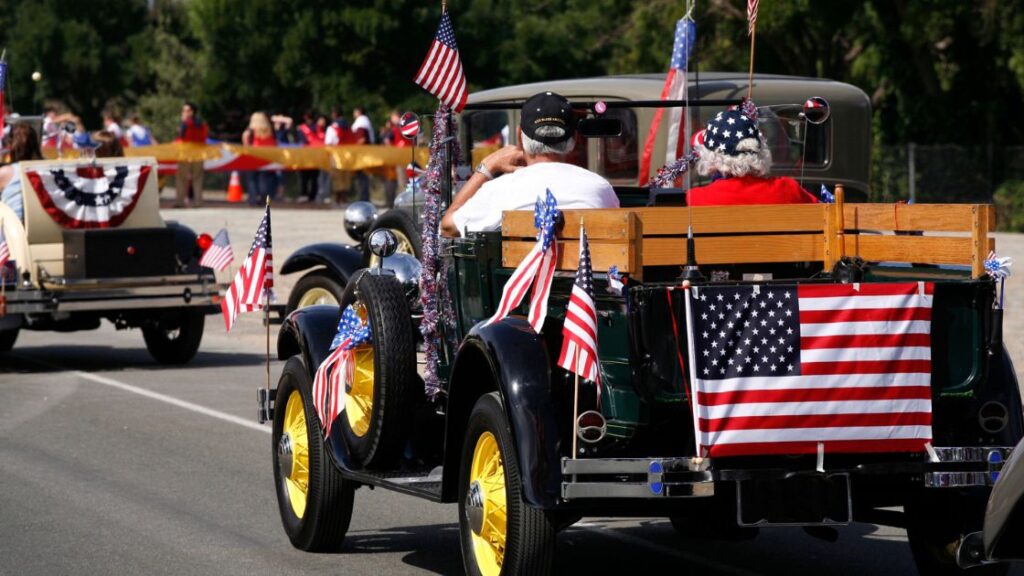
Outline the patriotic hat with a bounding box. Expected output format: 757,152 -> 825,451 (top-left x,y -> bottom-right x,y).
521,92 -> 576,144
702,109 -> 762,157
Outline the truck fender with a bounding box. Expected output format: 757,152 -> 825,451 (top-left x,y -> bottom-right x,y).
276,304 -> 339,376
279,243 -> 364,282
443,317 -> 562,508
164,221 -> 201,273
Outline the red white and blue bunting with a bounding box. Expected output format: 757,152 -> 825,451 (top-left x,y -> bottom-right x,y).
26,163 -> 152,228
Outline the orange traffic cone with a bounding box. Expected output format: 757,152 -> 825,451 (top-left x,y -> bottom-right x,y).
226,171 -> 244,203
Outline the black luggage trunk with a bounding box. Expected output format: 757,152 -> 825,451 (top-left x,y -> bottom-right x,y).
63,228 -> 176,279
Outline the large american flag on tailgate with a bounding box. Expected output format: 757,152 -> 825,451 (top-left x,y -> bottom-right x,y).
685,282 -> 934,458
221,207 -> 272,331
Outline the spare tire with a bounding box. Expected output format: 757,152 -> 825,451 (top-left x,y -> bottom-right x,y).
336,271 -> 418,468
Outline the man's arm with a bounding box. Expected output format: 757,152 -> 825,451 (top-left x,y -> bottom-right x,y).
440,145 -> 525,238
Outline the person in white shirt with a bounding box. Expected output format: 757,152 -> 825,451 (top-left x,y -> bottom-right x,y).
441,91 -> 619,237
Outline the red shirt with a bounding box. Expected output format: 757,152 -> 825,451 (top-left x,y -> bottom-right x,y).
177,118 -> 208,143
298,123 -> 325,146
687,176 -> 818,206
251,134 -> 277,147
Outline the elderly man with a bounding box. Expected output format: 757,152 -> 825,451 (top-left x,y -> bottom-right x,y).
441,91 -> 619,237
687,108 -> 817,206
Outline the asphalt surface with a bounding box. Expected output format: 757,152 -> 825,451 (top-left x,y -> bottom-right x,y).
2,206 -> 1024,575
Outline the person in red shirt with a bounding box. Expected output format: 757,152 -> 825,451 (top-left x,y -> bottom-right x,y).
688,108 -> 817,206
176,101 -> 209,208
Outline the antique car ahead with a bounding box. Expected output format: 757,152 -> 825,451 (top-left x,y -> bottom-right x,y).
281,72 -> 871,313
265,89 -> 1020,576
0,156 -> 220,363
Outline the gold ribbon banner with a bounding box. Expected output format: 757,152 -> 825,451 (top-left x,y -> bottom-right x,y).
45,143 -> 429,171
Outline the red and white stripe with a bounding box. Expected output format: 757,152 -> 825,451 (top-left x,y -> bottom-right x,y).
694,282 -> 934,457
0,237 -> 9,268
557,284 -> 600,384
200,244 -> 234,272
747,0 -> 759,35
487,242 -> 551,331
526,243 -> 558,332
313,339 -> 353,435
414,26 -> 468,112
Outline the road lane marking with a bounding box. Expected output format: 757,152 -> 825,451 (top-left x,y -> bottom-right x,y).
15,354 -> 272,435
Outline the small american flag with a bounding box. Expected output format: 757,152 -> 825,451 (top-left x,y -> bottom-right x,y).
221,207 -> 272,331
686,282 -> 934,458
199,228 -> 234,271
313,305 -> 372,436
488,189 -> 558,333
557,224 -> 600,388
414,11 -> 469,113
747,0 -> 759,35
0,230 -> 9,268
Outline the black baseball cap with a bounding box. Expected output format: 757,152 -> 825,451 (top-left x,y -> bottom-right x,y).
520,91 -> 575,144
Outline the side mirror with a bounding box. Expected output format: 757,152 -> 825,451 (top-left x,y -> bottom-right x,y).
802,97 -> 831,125
577,117 -> 623,138
367,228 -> 399,260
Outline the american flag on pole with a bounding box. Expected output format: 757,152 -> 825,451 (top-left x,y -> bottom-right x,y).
199,228 -> 234,271
747,0 -> 759,35
487,189 -> 558,333
556,224 -> 600,388
0,229 -> 9,268
414,10 -> 469,113
312,305 -> 372,436
221,206 -> 272,331
638,16 -> 696,186
685,282 -> 934,458
0,60 -> 7,138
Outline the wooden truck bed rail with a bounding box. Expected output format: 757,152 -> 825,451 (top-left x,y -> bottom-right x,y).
501,190 -> 996,279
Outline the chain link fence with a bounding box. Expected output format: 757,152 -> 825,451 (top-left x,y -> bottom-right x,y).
870,145 -> 1024,230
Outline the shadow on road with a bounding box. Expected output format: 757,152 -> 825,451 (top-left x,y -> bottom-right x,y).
1,347 -> 268,373
343,524 -> 463,575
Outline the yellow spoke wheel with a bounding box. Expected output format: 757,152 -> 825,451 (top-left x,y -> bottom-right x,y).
296,287 -> 338,308
281,389 -> 311,518
344,346 -> 376,437
469,431 -> 507,576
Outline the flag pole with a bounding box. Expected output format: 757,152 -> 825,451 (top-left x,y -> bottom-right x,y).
265,197 -> 271,395
747,26 -> 756,100
572,346 -> 580,460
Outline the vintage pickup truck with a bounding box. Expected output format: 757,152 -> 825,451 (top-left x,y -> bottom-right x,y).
265,93 -> 1019,576
0,156 -> 220,363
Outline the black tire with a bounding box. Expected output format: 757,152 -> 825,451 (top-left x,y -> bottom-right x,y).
0,327 -> 18,352
337,271 -> 418,468
273,356 -> 356,551
459,392 -> 557,576
365,209 -> 422,267
906,490 -> 1010,576
286,271 -> 347,314
142,309 -> 204,364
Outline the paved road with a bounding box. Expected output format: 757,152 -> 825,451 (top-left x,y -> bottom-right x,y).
2,207 -> 1023,575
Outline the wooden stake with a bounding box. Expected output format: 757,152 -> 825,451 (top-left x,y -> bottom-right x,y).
265,197 -> 272,394
747,26 -> 756,100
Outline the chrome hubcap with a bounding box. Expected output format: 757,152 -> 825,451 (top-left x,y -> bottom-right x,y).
466,480 -> 485,536
278,432 -> 294,479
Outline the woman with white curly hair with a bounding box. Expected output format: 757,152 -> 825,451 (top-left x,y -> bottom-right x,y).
687,108 -> 816,206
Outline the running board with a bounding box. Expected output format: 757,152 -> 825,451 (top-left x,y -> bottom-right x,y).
341,466 -> 445,502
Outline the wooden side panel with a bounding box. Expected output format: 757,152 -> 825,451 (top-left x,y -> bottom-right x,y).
503,234 -> 826,271
501,205 -> 829,239
842,235 -> 995,267
842,204 -> 995,232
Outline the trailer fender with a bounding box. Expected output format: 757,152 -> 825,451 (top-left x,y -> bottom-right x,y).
279,243 -> 364,283
443,317 -> 562,508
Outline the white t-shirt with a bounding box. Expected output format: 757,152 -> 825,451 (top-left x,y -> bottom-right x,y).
351,114 -> 374,143
451,162 -> 619,234
105,121 -> 124,139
